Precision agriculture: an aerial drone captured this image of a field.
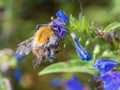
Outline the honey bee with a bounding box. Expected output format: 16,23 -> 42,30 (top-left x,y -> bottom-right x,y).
15,24 -> 60,69
15,10 -> 68,69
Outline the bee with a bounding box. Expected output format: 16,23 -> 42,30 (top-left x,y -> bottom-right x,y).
15,24 -> 60,69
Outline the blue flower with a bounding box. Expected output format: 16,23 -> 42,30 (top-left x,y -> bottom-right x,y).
56,10 -> 69,23
65,75 -> 83,90
50,77 -> 62,87
51,21 -> 67,38
50,10 -> 68,38
14,67 -> 21,82
100,71 -> 120,90
93,58 -> 118,73
14,54 -> 25,61
71,33 -> 91,61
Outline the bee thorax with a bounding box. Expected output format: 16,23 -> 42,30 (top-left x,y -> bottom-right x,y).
47,36 -> 59,48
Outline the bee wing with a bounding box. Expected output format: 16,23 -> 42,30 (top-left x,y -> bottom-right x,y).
33,57 -> 42,69
32,43 -> 47,69
15,36 -> 34,55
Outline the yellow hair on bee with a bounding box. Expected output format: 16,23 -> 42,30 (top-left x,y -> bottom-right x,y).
34,26 -> 54,44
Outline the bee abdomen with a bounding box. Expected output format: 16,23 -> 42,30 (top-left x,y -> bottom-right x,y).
44,48 -> 55,60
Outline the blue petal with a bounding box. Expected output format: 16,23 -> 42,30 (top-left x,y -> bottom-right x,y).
14,67 -> 21,82
56,10 -> 69,23
65,75 -> 83,90
50,77 -> 62,87
93,58 -> 118,73
57,24 -> 67,38
51,20 -> 67,38
100,71 -> 120,90
50,10 -> 68,38
14,54 -> 25,61
71,33 -> 91,61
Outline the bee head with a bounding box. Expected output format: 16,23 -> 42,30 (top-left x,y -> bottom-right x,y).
51,24 -> 58,30
35,24 -> 41,31
35,24 -> 49,32
50,24 -> 59,37
51,21 -> 67,38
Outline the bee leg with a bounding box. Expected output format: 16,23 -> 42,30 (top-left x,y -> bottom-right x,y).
43,48 -> 50,61
54,48 -> 65,55
54,50 -> 60,55
33,58 -> 41,69
43,48 -> 54,62
50,48 -> 55,58
48,59 -> 53,63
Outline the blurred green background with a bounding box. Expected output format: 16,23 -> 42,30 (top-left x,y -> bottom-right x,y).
0,0 -> 120,90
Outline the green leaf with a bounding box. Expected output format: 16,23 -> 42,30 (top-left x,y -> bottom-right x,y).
81,16 -> 89,30
39,60 -> 96,76
69,15 -> 80,31
104,22 -> 120,32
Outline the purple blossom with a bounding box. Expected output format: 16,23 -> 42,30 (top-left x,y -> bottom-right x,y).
51,21 -> 67,38
50,10 -> 68,38
93,58 -> 118,73
56,10 -> 69,23
71,33 -> 91,61
65,75 -> 83,90
50,77 -> 62,87
50,75 -> 83,90
14,53 -> 24,82
100,71 -> 120,90
14,54 -> 25,61
14,67 -> 21,82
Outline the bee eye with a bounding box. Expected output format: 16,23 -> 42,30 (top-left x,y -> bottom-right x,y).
53,25 -> 57,28
35,25 -> 40,31
52,25 -> 57,30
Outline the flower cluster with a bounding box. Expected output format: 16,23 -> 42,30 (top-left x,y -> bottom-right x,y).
50,75 -> 83,90
50,10 -> 69,38
93,58 -> 118,73
14,10 -> 120,90
94,58 -> 120,90
65,75 -> 83,90
100,71 -> 120,90
52,10 -> 120,90
56,10 -> 69,24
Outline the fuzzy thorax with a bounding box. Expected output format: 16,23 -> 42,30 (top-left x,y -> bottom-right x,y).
34,26 -> 54,44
